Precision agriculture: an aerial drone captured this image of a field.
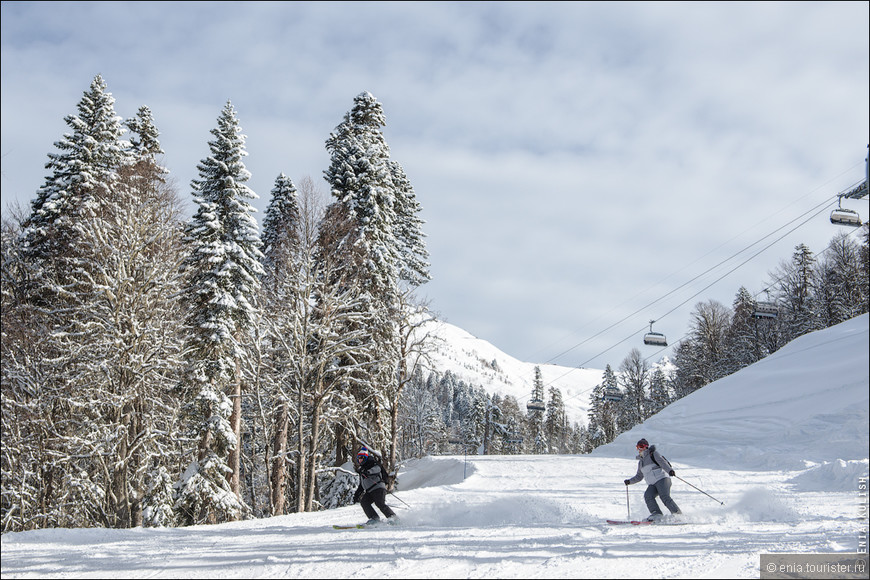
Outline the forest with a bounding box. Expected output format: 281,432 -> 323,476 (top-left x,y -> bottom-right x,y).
2,75 -> 868,533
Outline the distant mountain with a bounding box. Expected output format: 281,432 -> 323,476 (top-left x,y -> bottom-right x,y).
415,318 -> 605,425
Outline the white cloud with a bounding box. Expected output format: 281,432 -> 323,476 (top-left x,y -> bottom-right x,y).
2,1 -> 867,368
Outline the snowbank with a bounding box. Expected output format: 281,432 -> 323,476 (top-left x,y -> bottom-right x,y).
594,314 -> 869,471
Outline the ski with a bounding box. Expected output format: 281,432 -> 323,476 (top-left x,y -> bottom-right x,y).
607,519 -> 688,526
333,524 -> 367,529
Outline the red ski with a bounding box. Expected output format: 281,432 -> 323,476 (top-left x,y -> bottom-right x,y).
607,519 -> 688,526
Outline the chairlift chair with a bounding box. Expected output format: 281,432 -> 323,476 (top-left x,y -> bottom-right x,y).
643,320 -> 667,347
526,398 -> 546,412
752,301 -> 779,319
830,196 -> 863,227
603,386 -> 623,402
830,207 -> 862,227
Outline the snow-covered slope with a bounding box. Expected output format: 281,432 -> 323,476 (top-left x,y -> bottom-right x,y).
418,318 -> 605,424
3,315 -> 867,579
595,313 -> 870,472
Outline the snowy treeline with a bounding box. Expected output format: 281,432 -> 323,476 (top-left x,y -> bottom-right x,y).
398,366 -> 587,459
1,77 -> 430,531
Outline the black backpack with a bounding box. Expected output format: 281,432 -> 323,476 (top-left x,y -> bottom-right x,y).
649,445 -> 670,470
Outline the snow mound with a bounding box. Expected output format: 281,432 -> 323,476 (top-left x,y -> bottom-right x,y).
397,456 -> 471,490
393,494 -> 593,528
788,459 -> 870,492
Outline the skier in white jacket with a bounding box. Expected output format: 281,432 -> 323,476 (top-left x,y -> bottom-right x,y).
624,438 -> 682,521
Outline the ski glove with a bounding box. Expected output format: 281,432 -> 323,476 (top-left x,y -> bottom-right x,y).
669,470 -> 675,477
624,479 -> 631,486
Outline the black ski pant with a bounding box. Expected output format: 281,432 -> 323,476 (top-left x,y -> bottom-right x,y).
644,477 -> 681,516
360,487 -> 395,520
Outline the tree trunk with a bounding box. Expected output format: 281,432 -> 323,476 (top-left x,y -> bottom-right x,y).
270,399 -> 289,516
295,385 -> 307,513
304,402 -> 322,512
228,359 -> 242,501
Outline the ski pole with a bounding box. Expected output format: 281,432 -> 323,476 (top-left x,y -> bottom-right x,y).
389,491 -> 410,509
675,475 -> 724,505
625,484 -> 631,520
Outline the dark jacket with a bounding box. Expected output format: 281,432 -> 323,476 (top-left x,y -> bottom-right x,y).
355,456 -> 388,495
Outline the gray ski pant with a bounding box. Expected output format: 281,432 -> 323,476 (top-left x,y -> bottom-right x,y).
644,477 -> 681,516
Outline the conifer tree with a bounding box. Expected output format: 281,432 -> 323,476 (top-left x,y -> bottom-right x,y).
587,365 -> 619,448
21,74 -> 129,265
176,101 -> 263,525
647,366 -> 671,417
723,286 -> 765,373
544,386 -> 567,453
773,244 -> 819,343
527,366 -> 547,453
261,174 -> 301,268
389,160 -> 430,287
125,105 -> 164,164
322,91 -> 429,472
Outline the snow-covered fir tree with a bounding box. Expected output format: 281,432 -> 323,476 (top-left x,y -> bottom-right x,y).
3,77 -> 189,530
723,286 -> 766,374
176,101 -> 263,525
587,365 -> 620,447
544,386 -> 567,454
254,173 -> 303,516
647,366 -> 671,417
21,74 -> 130,265
261,174 -> 301,268
773,243 -> 819,344
527,366 -> 547,453
322,91 -> 430,474
125,105 -> 165,165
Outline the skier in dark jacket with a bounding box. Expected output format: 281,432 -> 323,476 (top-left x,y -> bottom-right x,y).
624,438 -> 682,521
353,447 -> 396,525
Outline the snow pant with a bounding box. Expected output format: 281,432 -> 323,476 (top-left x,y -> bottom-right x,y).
644,477 -> 681,516
360,487 -> 395,520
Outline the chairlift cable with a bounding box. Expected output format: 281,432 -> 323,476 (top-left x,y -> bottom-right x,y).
545,194 -> 839,367
550,198 -> 840,398
527,161 -> 865,364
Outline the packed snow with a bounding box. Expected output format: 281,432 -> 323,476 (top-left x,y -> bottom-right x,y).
2,315 -> 868,579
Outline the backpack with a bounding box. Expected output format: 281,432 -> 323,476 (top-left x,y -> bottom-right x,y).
649,445 -> 670,470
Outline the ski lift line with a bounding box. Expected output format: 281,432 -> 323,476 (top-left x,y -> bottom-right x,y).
647,202 -> 834,330
524,164 -> 864,402
544,194 -> 840,367
641,220 -> 867,365
553,181 -> 867,403
526,177 -> 861,365
547,201 -> 837,394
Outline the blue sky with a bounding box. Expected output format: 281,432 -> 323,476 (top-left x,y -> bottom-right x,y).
2,1 -> 868,369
